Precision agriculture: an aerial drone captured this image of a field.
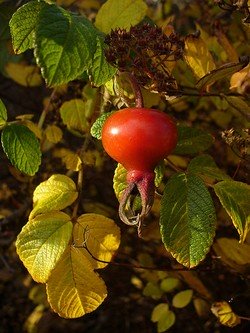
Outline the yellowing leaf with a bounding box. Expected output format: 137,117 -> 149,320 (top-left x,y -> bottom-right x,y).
5,62 -> 43,87
16,211 -> 73,283
22,120 -> 42,140
184,35 -> 216,79
151,303 -> 169,323
157,311 -> 175,333
44,125 -> 63,144
230,64 -> 250,92
213,238 -> 250,272
172,290 -> 193,308
73,213 -> 120,269
46,246 -> 107,318
95,0 -> 148,34
53,148 -> 82,171
160,278 -> 180,293
59,99 -> 89,135
30,174 -> 78,219
143,282 -> 163,300
211,301 -> 241,327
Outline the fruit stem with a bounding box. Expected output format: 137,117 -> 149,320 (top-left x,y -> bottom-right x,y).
128,72 -> 144,108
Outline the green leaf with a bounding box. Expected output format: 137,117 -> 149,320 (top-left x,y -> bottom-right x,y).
214,181 -> 250,242
9,0 -> 45,53
188,155 -> 231,181
0,98 -> 7,126
34,4 -> 97,86
224,96 -> 250,120
174,126 -> 214,155
1,124 -> 41,176
160,173 -> 216,268
172,290 -> 193,308
59,99 -> 89,135
151,303 -> 169,323
90,111 -> 114,140
143,282 -> 163,300
196,57 -> 249,90
16,211 -> 73,283
157,310 -> 175,332
29,174 -> 78,219
90,35 -> 117,87
95,0 -> 148,34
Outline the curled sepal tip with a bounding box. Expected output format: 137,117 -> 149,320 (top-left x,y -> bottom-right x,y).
118,171 -> 155,238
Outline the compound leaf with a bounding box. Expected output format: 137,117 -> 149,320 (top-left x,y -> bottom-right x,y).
160,173 -> 216,268
73,213 -> 120,269
30,174 -> 78,219
16,211 -> 73,283
46,246 -> 107,318
1,124 -> 41,176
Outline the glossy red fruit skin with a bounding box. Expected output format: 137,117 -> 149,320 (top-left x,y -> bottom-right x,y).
101,107 -> 177,172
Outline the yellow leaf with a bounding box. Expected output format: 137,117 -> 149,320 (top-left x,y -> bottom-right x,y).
24,305 -> 45,333
184,35 -> 216,79
22,120 -> 42,140
211,301 -> 241,327
95,0 -> 148,34
230,64 -> 250,93
29,174 -> 78,219
16,211 -> 73,283
59,99 -> 89,135
53,148 -> 82,171
5,62 -> 42,87
73,213 -> 120,269
46,246 -> 107,318
172,290 -> 193,308
151,303 -> 169,323
44,125 -> 63,144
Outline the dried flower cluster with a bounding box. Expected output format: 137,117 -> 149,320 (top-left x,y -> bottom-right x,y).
105,24 -> 184,96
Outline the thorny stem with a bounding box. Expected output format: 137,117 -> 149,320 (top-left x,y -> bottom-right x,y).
127,72 -> 144,108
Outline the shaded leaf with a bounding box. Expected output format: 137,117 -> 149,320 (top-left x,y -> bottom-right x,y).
184,34 -> 216,79
16,211 -> 73,283
211,301 -> 241,327
46,246 -> 107,318
44,125 -> 63,144
188,154 -> 231,181
224,96 -> 250,120
196,57 -> 249,90
214,180 -> 250,242
172,290 -> 193,308
143,282 -> 163,300
174,126 -> 214,155
73,213 -> 120,269
0,98 -> 7,126
157,310 -> 175,332
1,124 -> 41,176
95,0 -> 148,34
151,303 -> 169,323
160,278 -> 180,293
30,174 -> 78,219
160,173 -> 216,268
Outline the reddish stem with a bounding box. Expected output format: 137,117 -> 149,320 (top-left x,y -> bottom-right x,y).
127,72 -> 144,108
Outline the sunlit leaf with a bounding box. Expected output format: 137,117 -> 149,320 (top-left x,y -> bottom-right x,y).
5,62 -> 43,87
211,301 -> 241,327
95,0 -> 148,34
214,180 -> 250,242
46,246 -> 107,318
160,173 -> 216,268
60,99 -> 89,135
16,211 -> 73,283
0,98 -> 7,126
30,174 -> 78,219
172,290 -> 193,308
1,124 -> 41,176
184,34 -> 216,79
73,213 -> 120,269
196,57 -> 249,90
